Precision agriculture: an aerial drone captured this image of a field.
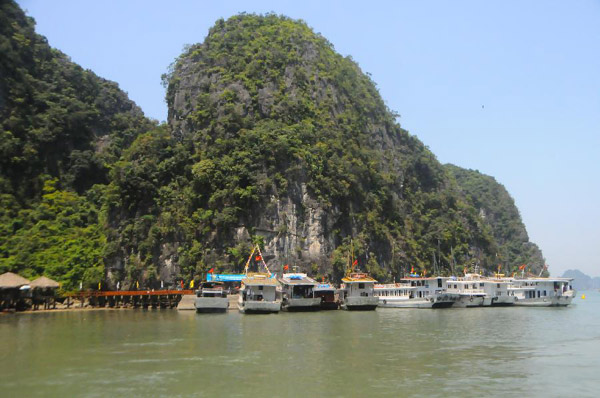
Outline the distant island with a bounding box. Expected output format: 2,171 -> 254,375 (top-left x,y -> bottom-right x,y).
561,270 -> 600,291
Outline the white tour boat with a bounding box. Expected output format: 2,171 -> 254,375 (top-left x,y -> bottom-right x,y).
480,276 -> 516,306
339,272 -> 379,311
237,245 -> 282,314
509,277 -> 575,307
279,272 -> 321,311
194,281 -> 229,313
446,276 -> 486,307
375,277 -> 458,309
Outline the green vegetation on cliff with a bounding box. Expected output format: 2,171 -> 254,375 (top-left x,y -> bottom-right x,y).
111,13 -> 498,282
0,2 -> 546,288
445,164 -> 546,275
0,1 -> 153,289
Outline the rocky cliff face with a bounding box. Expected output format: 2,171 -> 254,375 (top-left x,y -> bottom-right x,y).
146,14 -> 498,282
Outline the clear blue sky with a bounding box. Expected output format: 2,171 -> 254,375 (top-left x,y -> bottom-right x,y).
18,0 -> 600,277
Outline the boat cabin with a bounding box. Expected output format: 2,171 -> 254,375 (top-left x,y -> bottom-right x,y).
241,274 -> 279,302
197,281 -> 227,298
313,283 -> 339,310
339,272 -> 379,310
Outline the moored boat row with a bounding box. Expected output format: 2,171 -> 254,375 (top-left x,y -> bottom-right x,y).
375,274 -> 576,309
194,246 -> 576,313
195,274 -> 576,313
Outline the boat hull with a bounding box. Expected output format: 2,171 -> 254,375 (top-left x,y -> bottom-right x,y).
514,296 -> 574,307
490,296 -> 516,306
453,296 -> 485,308
238,299 -> 281,314
482,297 -> 493,306
379,298 -> 454,309
320,301 -> 340,310
553,295 -> 574,306
341,296 -> 378,311
194,297 -> 229,313
282,297 -> 322,312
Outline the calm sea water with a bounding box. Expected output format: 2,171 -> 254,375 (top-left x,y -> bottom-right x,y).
1,292 -> 599,398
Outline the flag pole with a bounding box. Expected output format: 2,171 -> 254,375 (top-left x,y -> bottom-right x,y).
255,244 -> 271,276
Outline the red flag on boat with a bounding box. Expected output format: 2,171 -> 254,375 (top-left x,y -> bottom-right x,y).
255,255 -> 262,261
180,280 -> 184,288
352,259 -> 358,266
411,266 -> 414,274
209,268 -> 214,274
519,264 -> 526,270
283,264 -> 289,271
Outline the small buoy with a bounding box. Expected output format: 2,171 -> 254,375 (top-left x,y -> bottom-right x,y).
582,294 -> 586,299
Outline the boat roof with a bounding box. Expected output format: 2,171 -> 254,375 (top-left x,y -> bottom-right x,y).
400,276 -> 446,281
242,273 -> 279,286
375,283 -> 415,290
314,283 -> 336,291
201,281 -> 224,288
279,273 -> 317,285
512,277 -> 573,283
342,273 -> 377,283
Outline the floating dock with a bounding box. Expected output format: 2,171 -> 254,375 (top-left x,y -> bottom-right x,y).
65,290 -> 195,309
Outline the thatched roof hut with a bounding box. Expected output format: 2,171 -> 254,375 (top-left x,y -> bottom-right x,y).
0,272 -> 30,289
30,276 -> 60,289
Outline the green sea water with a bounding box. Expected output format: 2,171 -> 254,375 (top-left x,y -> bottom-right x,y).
1,292 -> 598,397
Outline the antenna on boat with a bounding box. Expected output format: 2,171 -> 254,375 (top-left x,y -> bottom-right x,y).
450,246 -> 456,276
348,239 -> 358,274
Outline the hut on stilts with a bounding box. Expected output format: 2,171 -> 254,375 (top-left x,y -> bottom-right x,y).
0,272 -> 31,312
30,276 -> 60,310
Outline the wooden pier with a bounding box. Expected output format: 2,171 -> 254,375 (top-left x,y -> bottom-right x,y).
65,290 -> 195,309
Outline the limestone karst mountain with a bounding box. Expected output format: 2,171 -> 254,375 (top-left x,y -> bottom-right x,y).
1,2 -> 546,288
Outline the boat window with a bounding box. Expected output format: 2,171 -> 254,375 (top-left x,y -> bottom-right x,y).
543,290 -> 547,296
258,286 -> 263,291
359,283 -> 365,289
480,283 -> 484,287
537,291 -> 540,298
438,278 -> 443,288
497,284 -> 501,288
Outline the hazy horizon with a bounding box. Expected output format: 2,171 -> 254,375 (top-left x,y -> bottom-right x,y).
18,0 -> 600,277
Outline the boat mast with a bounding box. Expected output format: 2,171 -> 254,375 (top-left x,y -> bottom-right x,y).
243,246 -> 257,276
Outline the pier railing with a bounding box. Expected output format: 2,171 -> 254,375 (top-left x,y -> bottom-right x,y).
63,289 -> 195,309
